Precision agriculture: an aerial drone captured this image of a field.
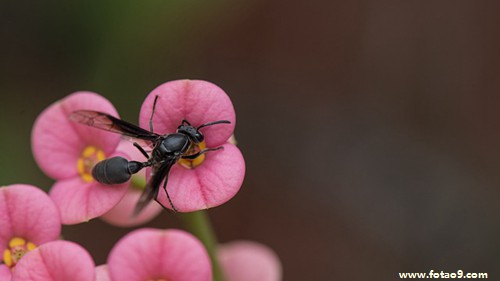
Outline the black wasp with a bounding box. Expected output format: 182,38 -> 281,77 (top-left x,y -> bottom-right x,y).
70,96 -> 230,215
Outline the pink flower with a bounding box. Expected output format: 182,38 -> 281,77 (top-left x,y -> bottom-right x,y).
138,79 -> 245,212
218,241 -> 282,281
0,184 -> 61,277
106,228 -> 212,281
100,141 -> 163,227
31,92 -> 129,224
95,265 -> 111,281
11,240 -> 95,281
0,264 -> 10,281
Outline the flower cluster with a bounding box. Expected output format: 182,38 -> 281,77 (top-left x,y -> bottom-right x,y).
0,184 -> 60,280
31,92 -> 129,225
1,80 -> 280,281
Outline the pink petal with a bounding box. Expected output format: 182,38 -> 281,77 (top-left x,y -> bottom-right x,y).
0,184 -> 61,254
95,265 -> 111,281
154,143 -> 245,212
139,80 -> 236,148
100,187 -> 163,227
12,240 -> 95,281
218,241 -> 282,281
108,228 -> 211,281
32,92 -> 120,180
49,172 -> 128,225
0,265 -> 11,281
115,140 -> 150,163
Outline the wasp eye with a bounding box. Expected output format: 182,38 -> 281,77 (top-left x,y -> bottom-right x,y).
196,133 -> 204,142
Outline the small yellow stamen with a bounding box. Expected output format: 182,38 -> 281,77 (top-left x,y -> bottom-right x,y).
9,237 -> 26,248
3,249 -> 12,267
82,146 -> 96,157
80,173 -> 94,183
178,141 -> 206,169
77,146 -> 106,182
26,242 -> 36,251
2,237 -> 37,269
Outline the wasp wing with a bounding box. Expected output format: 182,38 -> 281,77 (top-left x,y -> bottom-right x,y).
132,158 -> 177,216
70,110 -> 160,142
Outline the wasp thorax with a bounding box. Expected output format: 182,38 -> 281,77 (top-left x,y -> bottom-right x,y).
178,141 -> 207,169
77,146 -> 106,182
2,237 -> 36,269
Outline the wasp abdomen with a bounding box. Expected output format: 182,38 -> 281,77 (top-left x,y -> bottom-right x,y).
92,156 -> 142,184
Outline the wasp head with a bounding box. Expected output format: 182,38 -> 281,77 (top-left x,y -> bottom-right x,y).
177,124 -> 204,144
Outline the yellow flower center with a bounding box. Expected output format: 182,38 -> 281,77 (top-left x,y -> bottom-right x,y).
77,146 -> 105,182
2,237 -> 36,269
177,141 -> 206,169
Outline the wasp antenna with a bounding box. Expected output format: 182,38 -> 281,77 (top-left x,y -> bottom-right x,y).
197,120 -> 231,130
149,95 -> 159,132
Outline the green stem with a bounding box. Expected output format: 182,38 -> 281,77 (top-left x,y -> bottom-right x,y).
177,210 -> 225,281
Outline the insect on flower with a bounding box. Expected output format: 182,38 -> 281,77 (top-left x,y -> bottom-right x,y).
69,96 -> 231,215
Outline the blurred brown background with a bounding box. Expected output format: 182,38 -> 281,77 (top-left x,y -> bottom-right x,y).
2,1 -> 500,280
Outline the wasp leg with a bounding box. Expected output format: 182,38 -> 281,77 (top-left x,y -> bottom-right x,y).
160,177 -> 178,213
181,146 -> 224,160
150,180 -> 178,213
133,142 -> 149,159
150,184 -> 170,212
